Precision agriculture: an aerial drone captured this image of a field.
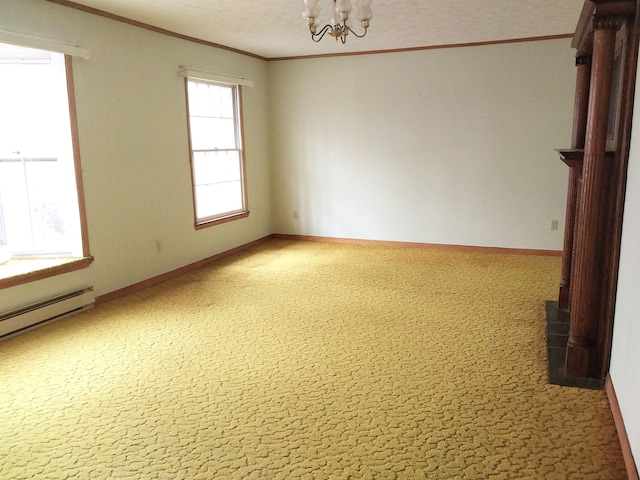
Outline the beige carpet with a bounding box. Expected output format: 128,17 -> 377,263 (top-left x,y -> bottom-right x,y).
0,239 -> 626,479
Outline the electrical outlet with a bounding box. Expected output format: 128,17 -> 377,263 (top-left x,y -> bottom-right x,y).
550,220 -> 559,231
155,240 -> 162,253
293,210 -> 299,220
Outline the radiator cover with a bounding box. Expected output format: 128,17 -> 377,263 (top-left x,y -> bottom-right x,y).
0,287 -> 95,339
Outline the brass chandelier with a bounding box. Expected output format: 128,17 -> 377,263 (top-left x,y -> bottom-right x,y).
303,0 -> 373,44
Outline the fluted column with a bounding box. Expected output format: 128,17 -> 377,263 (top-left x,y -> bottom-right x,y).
558,55 -> 591,310
566,21 -> 618,377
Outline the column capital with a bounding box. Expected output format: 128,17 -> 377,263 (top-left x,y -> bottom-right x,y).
593,16 -> 627,30
592,0 -> 635,30
576,55 -> 592,67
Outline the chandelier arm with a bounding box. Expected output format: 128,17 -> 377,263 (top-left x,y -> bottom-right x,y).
345,25 -> 368,38
310,24 -> 334,43
304,2 -> 371,44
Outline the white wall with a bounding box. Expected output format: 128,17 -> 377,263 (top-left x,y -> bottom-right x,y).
610,62 -> 640,467
0,1 -> 576,314
268,39 -> 575,250
0,0 -> 271,305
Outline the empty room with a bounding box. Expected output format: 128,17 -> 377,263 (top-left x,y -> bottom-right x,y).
1,0 -> 639,478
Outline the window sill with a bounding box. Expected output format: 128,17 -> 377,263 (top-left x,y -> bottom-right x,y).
0,256 -> 94,290
195,211 -> 250,230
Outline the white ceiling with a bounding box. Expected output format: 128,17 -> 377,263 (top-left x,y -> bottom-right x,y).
57,0 -> 585,59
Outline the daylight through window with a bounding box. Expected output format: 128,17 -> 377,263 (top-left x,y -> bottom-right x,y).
185,79 -> 248,226
0,43 -> 83,262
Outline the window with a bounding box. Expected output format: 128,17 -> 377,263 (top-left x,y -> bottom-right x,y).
185,79 -> 248,226
0,43 -> 86,263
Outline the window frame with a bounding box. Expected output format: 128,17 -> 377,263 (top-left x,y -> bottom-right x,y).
65,55 -> 91,256
184,78 -> 249,229
0,53 -> 92,289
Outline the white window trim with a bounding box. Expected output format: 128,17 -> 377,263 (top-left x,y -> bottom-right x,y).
0,29 -> 90,59
178,67 -> 254,88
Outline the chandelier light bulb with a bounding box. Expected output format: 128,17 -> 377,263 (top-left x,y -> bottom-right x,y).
335,0 -> 353,14
303,0 -> 320,18
330,8 -> 341,26
356,0 -> 373,21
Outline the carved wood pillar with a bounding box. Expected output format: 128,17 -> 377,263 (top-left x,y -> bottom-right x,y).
566,21 -> 619,378
548,0 -> 638,387
558,56 -> 591,310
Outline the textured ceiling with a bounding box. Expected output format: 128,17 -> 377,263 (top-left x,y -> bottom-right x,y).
54,0 -> 585,59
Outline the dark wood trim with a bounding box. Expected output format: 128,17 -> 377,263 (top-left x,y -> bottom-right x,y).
572,57 -> 593,149
273,234 -> 563,256
558,60 -> 592,311
271,34 -> 574,61
0,257 -> 94,289
560,0 -> 638,382
95,235 -> 272,304
574,1 -> 636,53
559,174 -> 580,309
600,0 -> 640,379
605,374 -> 640,480
558,149 -> 586,173
594,1 -> 636,20
567,24 -> 618,378
45,0 -> 267,61
573,2 -> 595,54
557,149 -> 616,172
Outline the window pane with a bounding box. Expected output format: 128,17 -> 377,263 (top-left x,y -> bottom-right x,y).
217,181 -> 243,212
189,117 -> 236,150
25,161 -> 68,250
195,182 -> 242,219
188,81 -> 235,118
218,151 -> 241,183
0,44 -> 83,257
0,162 -> 30,246
192,150 -> 243,220
193,151 -> 241,186
186,78 -> 246,223
187,81 -> 200,116
193,152 -> 216,186
220,87 -> 234,119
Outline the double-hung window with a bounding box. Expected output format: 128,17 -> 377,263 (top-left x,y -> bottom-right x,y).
0,42 -> 86,264
185,78 -> 248,227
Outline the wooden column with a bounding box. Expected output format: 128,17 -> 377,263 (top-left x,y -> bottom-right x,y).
558,55 -> 591,310
566,21 -> 618,378
551,0 -> 638,385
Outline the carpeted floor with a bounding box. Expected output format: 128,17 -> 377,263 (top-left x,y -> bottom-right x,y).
0,239 -> 626,479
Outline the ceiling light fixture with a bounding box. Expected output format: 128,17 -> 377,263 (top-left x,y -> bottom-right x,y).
303,0 -> 373,44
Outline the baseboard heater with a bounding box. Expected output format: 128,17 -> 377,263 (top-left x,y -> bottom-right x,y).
0,287 -> 95,339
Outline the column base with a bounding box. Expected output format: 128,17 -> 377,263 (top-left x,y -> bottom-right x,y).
558,284 -> 571,310
565,341 -> 591,377
545,301 -> 603,389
